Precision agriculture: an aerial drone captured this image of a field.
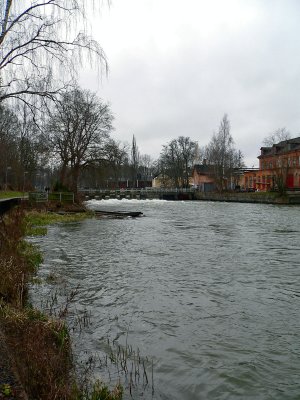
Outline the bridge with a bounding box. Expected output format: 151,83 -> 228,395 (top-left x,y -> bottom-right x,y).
79,188 -> 197,201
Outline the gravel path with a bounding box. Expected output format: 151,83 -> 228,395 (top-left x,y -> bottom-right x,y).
0,328 -> 28,400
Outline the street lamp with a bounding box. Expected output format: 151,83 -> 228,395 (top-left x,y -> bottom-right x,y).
5,166 -> 11,191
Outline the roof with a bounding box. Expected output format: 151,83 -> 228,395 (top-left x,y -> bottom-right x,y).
259,136 -> 300,158
193,164 -> 214,174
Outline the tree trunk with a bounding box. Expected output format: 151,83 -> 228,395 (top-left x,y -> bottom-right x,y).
60,163 -> 68,188
71,165 -> 80,197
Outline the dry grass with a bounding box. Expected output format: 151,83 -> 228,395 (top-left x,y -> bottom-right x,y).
0,208 -> 123,400
0,305 -> 75,400
0,209 -> 29,307
0,208 -> 75,399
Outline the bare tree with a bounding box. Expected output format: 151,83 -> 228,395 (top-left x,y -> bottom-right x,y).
0,102 -> 45,189
160,136 -> 197,188
178,136 -> 197,187
274,157 -> 289,195
205,114 -> 243,190
160,139 -> 181,187
0,1 -> 107,105
103,138 -> 129,185
47,88 -> 113,193
193,142 -> 205,165
139,154 -> 155,182
131,134 -> 140,187
263,127 -> 291,146
0,102 -> 19,187
17,103 -> 41,175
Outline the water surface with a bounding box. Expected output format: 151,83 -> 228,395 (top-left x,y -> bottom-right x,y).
30,200 -> 300,399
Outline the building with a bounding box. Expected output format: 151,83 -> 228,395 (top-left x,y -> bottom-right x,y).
152,173 -> 173,188
244,137 -> 300,191
191,162 -> 216,192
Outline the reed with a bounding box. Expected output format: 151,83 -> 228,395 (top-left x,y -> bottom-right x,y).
0,208 -> 122,400
82,336 -> 155,398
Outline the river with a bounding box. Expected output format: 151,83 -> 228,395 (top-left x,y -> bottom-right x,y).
29,200 -> 300,400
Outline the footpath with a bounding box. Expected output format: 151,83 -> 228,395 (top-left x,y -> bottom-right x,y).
0,329 -> 27,400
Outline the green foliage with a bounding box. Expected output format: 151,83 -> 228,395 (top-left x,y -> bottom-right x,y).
26,226 -> 48,236
26,307 -> 48,322
45,273 -> 59,284
1,383 -> 12,396
25,211 -> 89,228
77,381 -> 123,400
53,322 -> 70,349
90,382 -> 123,400
18,240 -> 43,273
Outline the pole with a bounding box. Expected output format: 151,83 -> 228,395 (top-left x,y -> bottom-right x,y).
5,166 -> 11,191
23,171 -> 28,198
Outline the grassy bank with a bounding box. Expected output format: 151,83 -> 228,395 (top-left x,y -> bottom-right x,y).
0,191 -> 25,199
24,210 -> 92,236
0,207 -> 122,400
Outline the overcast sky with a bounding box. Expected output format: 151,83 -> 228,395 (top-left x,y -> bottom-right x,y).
79,0 -> 300,167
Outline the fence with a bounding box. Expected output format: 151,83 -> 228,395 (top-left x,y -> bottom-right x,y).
29,192 -> 74,203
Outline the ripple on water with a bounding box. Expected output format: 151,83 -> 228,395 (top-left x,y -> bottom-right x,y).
29,201 -> 300,400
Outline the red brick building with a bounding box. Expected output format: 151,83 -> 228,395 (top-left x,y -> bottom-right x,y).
244,137 -> 300,191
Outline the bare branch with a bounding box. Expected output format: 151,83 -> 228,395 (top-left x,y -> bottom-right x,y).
0,1 -> 107,104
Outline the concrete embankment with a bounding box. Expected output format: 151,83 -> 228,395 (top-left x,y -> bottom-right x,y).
0,198 -> 22,215
194,191 -> 300,204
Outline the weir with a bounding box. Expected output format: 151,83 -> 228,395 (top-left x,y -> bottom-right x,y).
79,188 -> 300,204
79,188 -> 196,201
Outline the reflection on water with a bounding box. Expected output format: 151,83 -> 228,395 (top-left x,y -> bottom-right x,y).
30,200 -> 300,399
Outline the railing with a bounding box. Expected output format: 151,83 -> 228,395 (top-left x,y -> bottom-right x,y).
48,192 -> 74,203
29,192 -> 74,203
29,192 -> 48,202
79,187 -> 197,195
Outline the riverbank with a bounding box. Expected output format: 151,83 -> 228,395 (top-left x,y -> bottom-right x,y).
0,328 -> 28,400
0,207 -> 76,399
0,206 -> 122,400
194,190 -> 300,204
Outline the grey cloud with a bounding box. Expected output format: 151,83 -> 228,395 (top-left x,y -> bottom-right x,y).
80,0 -> 300,166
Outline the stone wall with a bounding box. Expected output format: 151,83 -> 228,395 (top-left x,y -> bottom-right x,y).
194,191 -> 300,204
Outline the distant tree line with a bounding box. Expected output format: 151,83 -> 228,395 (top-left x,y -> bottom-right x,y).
1,1 -> 291,194
157,114 -> 244,190
2,92 -> 294,193
0,1 -> 157,194
0,92 -> 157,193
